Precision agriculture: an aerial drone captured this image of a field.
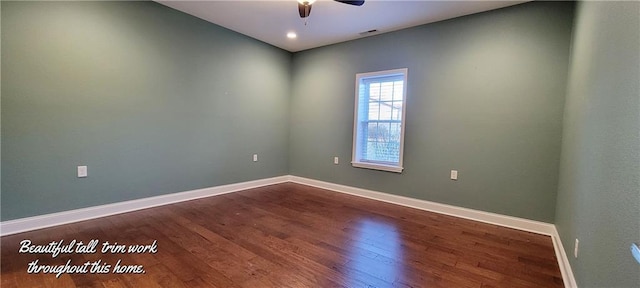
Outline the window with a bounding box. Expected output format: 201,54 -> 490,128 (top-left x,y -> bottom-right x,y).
352,68 -> 408,173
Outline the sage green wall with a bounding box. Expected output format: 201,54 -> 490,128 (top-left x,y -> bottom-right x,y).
1,1 -> 291,220
0,2 -> 3,198
289,1 -> 574,222
555,1 -> 640,287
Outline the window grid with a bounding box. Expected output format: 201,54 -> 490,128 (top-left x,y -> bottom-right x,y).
363,80 -> 403,163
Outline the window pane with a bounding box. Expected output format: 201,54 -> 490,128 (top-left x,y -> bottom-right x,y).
367,122 -> 378,141
368,102 -> 379,120
390,123 -> 401,142
380,82 -> 394,101
393,81 -> 404,101
393,101 -> 403,120
377,122 -> 390,140
369,83 -> 380,101
379,102 -> 393,120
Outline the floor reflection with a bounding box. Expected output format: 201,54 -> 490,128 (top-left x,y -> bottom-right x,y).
345,218 -> 405,287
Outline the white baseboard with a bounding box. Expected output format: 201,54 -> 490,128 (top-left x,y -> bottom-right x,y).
0,174 -> 576,287
0,176 -> 289,236
288,175 -> 577,288
551,227 -> 578,287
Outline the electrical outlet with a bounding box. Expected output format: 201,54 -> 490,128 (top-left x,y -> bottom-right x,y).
334,157 -> 339,165
450,170 -> 458,180
77,166 -> 88,178
574,238 -> 579,258
253,154 -> 258,162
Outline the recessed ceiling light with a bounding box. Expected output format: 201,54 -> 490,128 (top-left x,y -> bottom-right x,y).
287,32 -> 297,39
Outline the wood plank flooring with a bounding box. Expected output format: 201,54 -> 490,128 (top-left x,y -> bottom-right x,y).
1,183 -> 563,287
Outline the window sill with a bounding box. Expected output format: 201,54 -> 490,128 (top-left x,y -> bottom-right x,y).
351,161 -> 404,173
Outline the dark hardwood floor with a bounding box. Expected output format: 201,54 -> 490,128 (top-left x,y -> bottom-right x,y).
1,183 -> 563,287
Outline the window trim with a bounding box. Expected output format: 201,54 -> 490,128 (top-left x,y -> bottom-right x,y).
351,68 -> 408,173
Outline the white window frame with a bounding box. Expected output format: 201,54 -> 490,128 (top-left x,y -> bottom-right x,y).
351,68 -> 408,173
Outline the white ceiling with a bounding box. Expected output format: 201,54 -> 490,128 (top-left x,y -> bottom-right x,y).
157,0 -> 529,52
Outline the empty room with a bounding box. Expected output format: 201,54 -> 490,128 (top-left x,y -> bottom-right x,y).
1,0 -> 638,287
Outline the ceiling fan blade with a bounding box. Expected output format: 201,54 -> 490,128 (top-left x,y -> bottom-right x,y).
334,0 -> 365,6
298,2 -> 312,18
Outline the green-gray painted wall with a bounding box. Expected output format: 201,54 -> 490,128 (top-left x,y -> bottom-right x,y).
1,1 -> 292,220
289,1 -> 574,222
5,2 -> 638,286
555,1 -> 640,287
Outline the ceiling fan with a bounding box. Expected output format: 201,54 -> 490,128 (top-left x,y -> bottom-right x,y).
298,0 -> 365,18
